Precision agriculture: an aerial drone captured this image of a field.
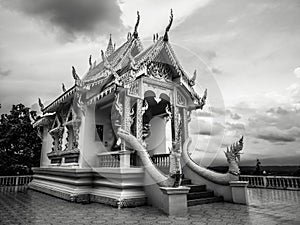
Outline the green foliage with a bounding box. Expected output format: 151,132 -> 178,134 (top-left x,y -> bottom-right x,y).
0,104 -> 41,175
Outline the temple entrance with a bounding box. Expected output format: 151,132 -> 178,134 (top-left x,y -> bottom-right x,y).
143,91 -> 172,156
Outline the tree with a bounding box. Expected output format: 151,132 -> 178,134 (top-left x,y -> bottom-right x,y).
0,104 -> 41,175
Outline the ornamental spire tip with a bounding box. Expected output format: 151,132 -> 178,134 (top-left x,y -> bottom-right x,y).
133,11 -> 140,38
163,9 -> 173,42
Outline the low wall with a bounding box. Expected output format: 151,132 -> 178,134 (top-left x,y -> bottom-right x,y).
240,175 -> 300,190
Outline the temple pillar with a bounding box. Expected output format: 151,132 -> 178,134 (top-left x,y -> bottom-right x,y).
182,108 -> 189,141
136,98 -> 143,142
40,125 -> 52,167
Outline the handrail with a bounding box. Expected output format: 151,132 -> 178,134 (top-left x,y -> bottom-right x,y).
240,175 -> 300,190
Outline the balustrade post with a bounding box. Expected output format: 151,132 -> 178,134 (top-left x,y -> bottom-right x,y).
14,176 -> 19,192
119,150 -> 131,168
263,176 -> 267,187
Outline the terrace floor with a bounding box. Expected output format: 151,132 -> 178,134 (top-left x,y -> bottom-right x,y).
0,188 -> 299,225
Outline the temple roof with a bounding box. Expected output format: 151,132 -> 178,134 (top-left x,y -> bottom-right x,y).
83,36 -> 143,85
41,11 -> 203,114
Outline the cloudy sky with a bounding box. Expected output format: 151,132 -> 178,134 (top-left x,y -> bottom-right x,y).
0,0 -> 299,166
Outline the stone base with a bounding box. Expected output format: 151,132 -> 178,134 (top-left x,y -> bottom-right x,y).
30,167 -> 146,208
230,181 -> 249,205
160,186 -> 190,216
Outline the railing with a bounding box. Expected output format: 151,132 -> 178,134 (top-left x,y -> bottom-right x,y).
151,154 -> 170,168
240,175 -> 300,190
98,152 -> 121,167
0,175 -> 33,192
97,151 -> 142,168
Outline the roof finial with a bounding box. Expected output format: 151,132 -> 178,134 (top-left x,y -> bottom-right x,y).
105,34 -> 114,57
163,9 -> 173,42
189,69 -> 197,86
133,11 -> 140,38
62,83 -> 66,92
38,98 -> 44,111
89,55 -> 92,67
72,66 -> 82,86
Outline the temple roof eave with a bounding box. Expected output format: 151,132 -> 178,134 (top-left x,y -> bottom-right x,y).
42,85 -> 76,113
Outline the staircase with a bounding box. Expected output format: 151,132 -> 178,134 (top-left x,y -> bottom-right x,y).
181,178 -> 223,206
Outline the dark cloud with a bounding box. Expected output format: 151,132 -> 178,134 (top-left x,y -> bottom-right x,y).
209,106 -> 225,115
190,119 -> 224,136
230,112 -> 241,120
0,67 -> 11,77
193,110 -> 212,118
226,122 -> 245,131
267,107 -> 288,115
1,0 -> 124,41
257,132 -> 295,143
211,67 -> 222,75
204,50 -> 217,60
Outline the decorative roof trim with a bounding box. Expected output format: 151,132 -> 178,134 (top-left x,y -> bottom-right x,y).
87,84 -> 116,105
32,113 -> 55,128
42,86 -> 76,113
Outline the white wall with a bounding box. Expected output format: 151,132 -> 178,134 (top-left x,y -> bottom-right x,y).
146,116 -> 169,155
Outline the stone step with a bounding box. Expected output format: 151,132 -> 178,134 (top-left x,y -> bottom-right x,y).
187,196 -> 223,207
186,184 -> 206,193
187,191 -> 214,200
181,178 -> 192,185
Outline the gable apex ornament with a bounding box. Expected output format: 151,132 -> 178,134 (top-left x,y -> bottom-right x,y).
163,9 -> 173,42
133,11 -> 140,38
189,69 -> 197,86
62,83 -> 66,92
38,98 -> 44,111
72,66 -> 83,86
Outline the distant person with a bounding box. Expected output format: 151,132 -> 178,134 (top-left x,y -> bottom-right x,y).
254,159 -> 261,175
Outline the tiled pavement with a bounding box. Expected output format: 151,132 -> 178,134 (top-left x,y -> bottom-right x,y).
0,189 -> 299,225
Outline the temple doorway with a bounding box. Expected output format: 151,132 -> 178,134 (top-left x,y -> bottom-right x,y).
143,91 -> 172,156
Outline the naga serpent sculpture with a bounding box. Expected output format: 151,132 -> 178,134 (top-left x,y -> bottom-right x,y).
182,136 -> 244,185
118,128 -> 181,187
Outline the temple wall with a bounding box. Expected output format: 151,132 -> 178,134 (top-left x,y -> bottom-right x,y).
79,106 -> 104,168
40,127 -> 52,167
95,105 -> 115,152
143,171 -> 164,210
146,116 -> 169,156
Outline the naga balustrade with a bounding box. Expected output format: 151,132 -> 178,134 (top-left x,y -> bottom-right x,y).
240,175 -> 300,190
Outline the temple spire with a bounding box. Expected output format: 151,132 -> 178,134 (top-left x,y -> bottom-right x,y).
105,34 -> 114,57
133,11 -> 140,38
163,9 -> 173,42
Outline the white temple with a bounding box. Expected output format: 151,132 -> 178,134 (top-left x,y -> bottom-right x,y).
31,11 -> 248,215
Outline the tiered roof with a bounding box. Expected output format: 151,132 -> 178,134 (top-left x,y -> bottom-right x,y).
40,10 -> 203,115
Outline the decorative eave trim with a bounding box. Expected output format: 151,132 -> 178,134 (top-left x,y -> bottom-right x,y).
87,84 -> 116,105
32,114 -> 55,128
180,77 -> 201,103
43,86 -> 76,113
